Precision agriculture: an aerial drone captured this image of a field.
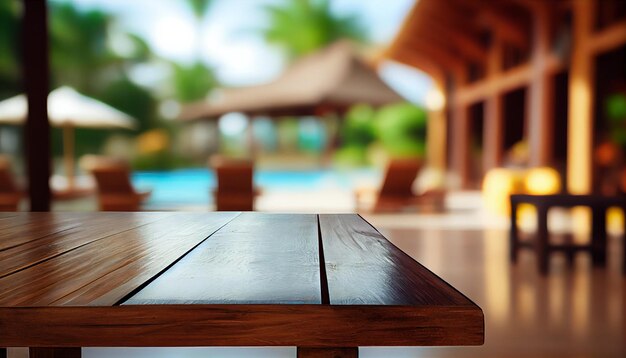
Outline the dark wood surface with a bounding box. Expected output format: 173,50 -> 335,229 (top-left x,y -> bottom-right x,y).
125,213 -> 321,304
0,212 -> 238,306
320,214 -> 474,306
0,213 -> 170,278
0,213 -> 483,353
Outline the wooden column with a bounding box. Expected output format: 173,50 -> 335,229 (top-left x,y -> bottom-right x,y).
426,75 -> 447,173
22,0 -> 51,211
567,0 -> 595,194
483,37 -> 504,172
451,100 -> 470,188
527,3 -> 554,167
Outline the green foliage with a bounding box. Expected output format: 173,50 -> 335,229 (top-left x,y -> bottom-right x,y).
374,103 -> 427,158
49,3 -> 116,92
334,145 -> 368,166
605,93 -> 626,148
187,0 -> 213,19
335,102 -> 428,166
341,104 -> 375,147
0,0 -> 21,98
133,150 -> 194,171
172,62 -> 218,102
98,78 -> 156,133
260,0 -> 367,59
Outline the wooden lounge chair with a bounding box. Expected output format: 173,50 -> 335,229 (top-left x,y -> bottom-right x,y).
0,155 -> 22,211
210,156 -> 258,211
81,155 -> 151,211
355,158 -> 445,213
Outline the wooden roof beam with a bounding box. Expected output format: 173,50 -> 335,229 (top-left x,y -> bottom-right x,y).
419,0 -> 483,38
386,47 -> 447,81
411,15 -> 487,63
449,0 -> 530,49
400,41 -> 466,77
588,21 -> 626,55
453,64 -> 532,105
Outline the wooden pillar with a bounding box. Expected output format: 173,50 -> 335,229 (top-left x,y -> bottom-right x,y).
451,101 -> 470,188
567,0 -> 595,194
426,75 -> 447,172
63,125 -> 75,189
450,68 -> 470,188
527,3 -> 554,167
483,37 -> 504,172
22,0 -> 51,211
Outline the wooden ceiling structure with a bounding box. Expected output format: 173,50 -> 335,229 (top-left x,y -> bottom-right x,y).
383,0 -> 626,191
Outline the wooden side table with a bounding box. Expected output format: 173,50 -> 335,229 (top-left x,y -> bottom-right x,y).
510,194 -> 626,274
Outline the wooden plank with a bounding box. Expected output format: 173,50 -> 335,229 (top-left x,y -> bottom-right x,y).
125,213 -> 321,305
319,214 -> 477,306
0,213 -> 87,251
0,305 -> 484,347
0,213 -> 238,306
0,213 -> 172,278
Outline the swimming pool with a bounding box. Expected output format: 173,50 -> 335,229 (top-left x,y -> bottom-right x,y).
132,168 -> 381,209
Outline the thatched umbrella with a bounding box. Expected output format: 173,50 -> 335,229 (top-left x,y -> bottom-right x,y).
0,86 -> 136,190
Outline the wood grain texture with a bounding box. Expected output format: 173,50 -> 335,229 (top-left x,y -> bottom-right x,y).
297,347 -> 358,358
0,213 -> 171,278
0,305 -> 484,347
125,213 -> 321,304
319,214 -> 477,306
0,212 -> 238,306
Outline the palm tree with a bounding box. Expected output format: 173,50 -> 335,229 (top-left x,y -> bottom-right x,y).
0,0 -> 22,98
170,0 -> 218,102
260,0 -> 367,60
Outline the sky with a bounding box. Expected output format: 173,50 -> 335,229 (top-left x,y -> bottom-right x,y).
57,0 -> 433,104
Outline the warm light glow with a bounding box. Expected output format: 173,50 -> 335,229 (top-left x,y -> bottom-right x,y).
525,167 -> 561,194
424,89 -> 446,111
482,168 -> 525,214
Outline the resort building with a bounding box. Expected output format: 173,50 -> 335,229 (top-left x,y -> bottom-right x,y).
383,0 -> 626,191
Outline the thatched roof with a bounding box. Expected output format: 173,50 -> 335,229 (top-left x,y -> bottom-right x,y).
179,41 -> 405,120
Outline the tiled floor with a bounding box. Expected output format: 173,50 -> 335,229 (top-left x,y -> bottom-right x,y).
364,214 -> 626,357
8,208 -> 626,357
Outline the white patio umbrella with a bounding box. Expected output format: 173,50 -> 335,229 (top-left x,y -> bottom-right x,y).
0,86 -> 136,190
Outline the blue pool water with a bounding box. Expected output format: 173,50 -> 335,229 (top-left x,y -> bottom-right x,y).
132,168 -> 380,208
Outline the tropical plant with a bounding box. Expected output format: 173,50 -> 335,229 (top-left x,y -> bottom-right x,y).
259,0 -> 367,60
374,103 -> 427,158
0,0 -> 21,98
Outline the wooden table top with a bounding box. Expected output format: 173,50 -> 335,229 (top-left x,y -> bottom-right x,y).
0,212 -> 483,348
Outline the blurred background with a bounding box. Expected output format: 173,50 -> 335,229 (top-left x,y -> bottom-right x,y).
1,0 -> 441,212
2,0 -> 624,214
